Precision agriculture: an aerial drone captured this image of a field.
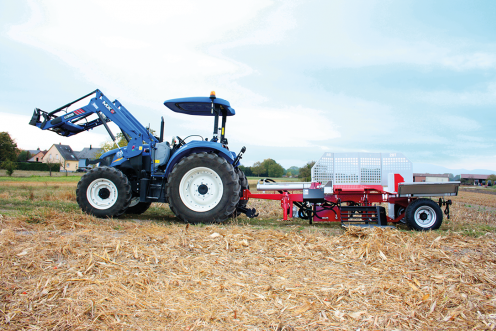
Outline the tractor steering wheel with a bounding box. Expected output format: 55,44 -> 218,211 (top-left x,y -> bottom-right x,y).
176,136 -> 186,147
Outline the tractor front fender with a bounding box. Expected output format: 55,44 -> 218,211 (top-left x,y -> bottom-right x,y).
164,141 -> 236,177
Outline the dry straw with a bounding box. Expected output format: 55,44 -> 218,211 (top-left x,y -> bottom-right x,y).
1,208 -> 495,330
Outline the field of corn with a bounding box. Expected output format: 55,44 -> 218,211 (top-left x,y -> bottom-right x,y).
0,175 -> 495,330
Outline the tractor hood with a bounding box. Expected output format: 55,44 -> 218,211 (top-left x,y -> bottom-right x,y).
164,97 -> 235,116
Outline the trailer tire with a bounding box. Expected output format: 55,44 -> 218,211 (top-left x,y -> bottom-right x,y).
405,198 -> 443,231
77,166 -> 132,218
394,204 -> 406,223
125,197 -> 152,214
166,152 -> 240,224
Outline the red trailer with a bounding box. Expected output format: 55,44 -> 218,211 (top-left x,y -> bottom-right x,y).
241,153 -> 460,231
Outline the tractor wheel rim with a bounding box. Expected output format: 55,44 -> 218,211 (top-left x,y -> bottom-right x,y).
179,167 -> 223,212
414,206 -> 436,227
129,197 -> 140,207
87,178 -> 118,210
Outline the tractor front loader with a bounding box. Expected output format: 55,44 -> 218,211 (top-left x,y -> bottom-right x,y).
29,89 -> 257,223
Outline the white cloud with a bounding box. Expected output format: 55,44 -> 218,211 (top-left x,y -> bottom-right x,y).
7,0 -> 283,108
441,53 -> 496,71
415,82 -> 496,106
175,104 -> 341,148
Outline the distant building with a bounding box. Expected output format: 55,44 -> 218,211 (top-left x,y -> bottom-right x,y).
76,145 -> 103,169
460,174 -> 490,185
42,143 -> 79,172
413,173 -> 449,182
27,149 -> 47,162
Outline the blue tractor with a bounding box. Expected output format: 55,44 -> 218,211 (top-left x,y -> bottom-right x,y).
29,90 -> 256,223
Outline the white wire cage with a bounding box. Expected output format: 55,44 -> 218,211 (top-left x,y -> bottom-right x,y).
311,152 -> 413,186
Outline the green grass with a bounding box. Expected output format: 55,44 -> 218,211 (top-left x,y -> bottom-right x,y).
0,199 -> 79,215
0,169 -> 84,179
0,175 -> 82,182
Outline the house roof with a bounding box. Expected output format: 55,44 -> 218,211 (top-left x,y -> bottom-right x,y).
27,150 -> 47,162
77,147 -> 103,160
54,144 -> 79,161
413,173 -> 449,178
27,149 -> 41,155
461,174 -> 490,180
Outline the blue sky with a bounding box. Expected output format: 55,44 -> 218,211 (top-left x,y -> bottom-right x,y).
1,0 -> 495,172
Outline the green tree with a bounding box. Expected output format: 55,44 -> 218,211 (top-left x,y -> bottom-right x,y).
298,161 -> 315,182
238,165 -> 253,176
0,132 -> 18,163
287,166 -> 299,176
1,160 -> 16,176
17,150 -> 31,162
268,162 -> 284,178
286,171 -> 292,178
488,174 -> 496,185
252,161 -> 263,177
96,133 -> 128,158
260,158 -> 276,176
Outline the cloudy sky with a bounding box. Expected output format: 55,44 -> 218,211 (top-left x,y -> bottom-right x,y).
1,0 -> 495,172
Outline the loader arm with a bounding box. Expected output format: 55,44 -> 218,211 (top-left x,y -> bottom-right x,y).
29,89 -> 157,145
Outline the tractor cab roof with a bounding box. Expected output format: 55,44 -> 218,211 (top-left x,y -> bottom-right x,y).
163,97 -> 235,116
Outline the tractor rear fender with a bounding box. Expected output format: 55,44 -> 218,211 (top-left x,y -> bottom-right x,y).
164,141 -> 237,177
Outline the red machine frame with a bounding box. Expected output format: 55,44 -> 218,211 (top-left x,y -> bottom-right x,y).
242,184 -> 409,223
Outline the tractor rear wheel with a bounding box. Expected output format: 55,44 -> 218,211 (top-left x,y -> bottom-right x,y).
405,198 -> 443,231
76,166 -> 132,218
166,152 -> 240,224
125,197 -> 152,214
234,168 -> 249,215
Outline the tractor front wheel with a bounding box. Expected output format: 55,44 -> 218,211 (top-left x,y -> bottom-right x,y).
166,153 -> 240,224
76,166 -> 132,218
405,198 -> 443,231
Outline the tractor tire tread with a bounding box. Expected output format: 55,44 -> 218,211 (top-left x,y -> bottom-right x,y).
76,166 -> 132,218
166,152 -> 240,224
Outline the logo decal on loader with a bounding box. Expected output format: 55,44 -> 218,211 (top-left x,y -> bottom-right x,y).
102,100 -> 115,114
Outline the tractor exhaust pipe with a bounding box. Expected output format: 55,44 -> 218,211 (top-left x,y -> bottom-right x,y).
233,146 -> 246,166
159,116 -> 164,142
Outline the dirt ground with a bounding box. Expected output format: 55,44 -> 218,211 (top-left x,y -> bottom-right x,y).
0,182 -> 495,330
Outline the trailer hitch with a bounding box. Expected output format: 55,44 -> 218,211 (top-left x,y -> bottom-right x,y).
438,198 -> 452,219
236,206 -> 258,218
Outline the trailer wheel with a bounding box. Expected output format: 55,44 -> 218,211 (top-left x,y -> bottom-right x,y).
394,204 -> 406,223
125,197 -> 152,214
77,166 -> 132,218
166,152 -> 240,224
405,198 -> 443,231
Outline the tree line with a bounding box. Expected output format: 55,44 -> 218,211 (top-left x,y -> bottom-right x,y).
0,132 -> 60,176
238,158 -> 315,181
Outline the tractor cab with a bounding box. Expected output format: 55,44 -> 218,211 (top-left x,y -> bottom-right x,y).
164,92 -> 235,146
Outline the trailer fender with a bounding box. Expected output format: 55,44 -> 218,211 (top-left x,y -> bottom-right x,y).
164,141 -> 236,177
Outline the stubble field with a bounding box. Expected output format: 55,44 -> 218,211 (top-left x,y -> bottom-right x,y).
0,176 -> 495,330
